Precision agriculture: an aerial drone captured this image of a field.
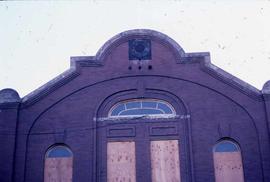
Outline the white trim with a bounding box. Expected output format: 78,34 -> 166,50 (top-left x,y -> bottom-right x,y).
94,114 -> 190,122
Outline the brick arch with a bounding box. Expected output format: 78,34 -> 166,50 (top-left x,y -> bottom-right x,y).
23,75 -> 261,182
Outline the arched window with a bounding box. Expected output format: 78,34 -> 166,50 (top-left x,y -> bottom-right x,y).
108,99 -> 176,118
44,145 -> 73,182
213,140 -> 244,182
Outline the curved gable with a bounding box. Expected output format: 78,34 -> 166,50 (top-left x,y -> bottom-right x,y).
8,29 -> 268,107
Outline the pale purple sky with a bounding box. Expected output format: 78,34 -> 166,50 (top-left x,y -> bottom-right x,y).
1,0 -> 270,97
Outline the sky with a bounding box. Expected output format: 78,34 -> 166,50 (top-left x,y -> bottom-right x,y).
0,0 -> 270,97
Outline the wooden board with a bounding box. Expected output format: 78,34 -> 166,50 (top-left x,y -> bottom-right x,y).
214,152 -> 244,182
151,140 -> 181,182
107,141 -> 136,182
44,157 -> 73,182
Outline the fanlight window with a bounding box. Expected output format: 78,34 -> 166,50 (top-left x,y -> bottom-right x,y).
109,99 -> 176,117
46,145 -> 73,158
214,140 -> 240,152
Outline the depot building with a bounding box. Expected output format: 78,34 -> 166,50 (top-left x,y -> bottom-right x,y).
1,29 -> 270,182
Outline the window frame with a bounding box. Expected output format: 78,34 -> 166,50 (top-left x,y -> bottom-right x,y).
213,140 -> 241,153
44,144 -> 73,182
213,139 -> 245,182
108,98 -> 177,119
45,145 -> 73,158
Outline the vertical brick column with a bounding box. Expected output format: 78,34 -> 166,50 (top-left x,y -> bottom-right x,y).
0,89 -> 20,182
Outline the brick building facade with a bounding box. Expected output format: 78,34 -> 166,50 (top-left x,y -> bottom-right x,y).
1,29 -> 270,182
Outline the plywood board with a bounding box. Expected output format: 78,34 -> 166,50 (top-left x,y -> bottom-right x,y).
107,141 -> 136,182
151,140 -> 181,182
44,157 -> 73,182
214,152 -> 244,182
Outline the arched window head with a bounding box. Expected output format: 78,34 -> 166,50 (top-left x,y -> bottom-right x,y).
46,145 -> 73,158
213,140 -> 240,153
44,145 -> 73,182
108,99 -> 176,118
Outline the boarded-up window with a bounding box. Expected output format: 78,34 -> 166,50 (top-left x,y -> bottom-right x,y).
213,140 -> 244,182
151,140 -> 181,182
107,141 -> 136,182
44,145 -> 73,182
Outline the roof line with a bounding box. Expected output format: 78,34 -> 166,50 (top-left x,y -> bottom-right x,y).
1,29 -> 268,106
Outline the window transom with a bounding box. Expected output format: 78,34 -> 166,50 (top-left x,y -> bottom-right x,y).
108,99 -> 176,118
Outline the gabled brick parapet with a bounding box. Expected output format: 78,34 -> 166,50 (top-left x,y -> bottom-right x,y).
0,88 -> 21,182
19,29 -> 264,108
